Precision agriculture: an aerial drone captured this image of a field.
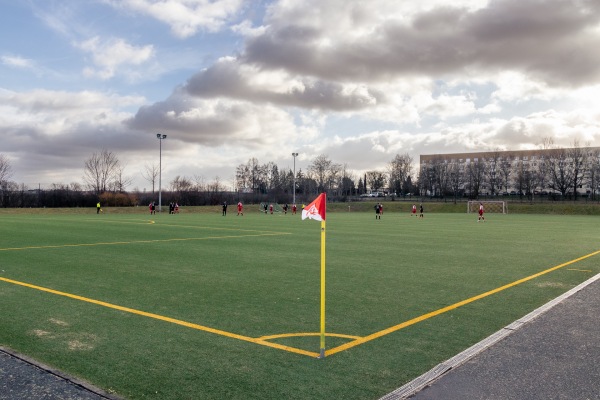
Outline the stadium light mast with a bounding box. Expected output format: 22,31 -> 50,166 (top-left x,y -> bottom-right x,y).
292,152 -> 299,206
157,133 -> 167,212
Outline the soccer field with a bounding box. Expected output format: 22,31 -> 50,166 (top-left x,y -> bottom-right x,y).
0,210 -> 598,399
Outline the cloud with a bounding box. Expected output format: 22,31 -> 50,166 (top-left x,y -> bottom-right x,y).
241,0 -> 600,87
126,89 -> 307,147
1,55 -> 35,69
183,57 -> 382,111
106,0 -> 245,38
77,37 -> 154,80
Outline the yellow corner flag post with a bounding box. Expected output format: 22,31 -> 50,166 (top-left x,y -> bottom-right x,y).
319,217 -> 326,358
301,193 -> 327,359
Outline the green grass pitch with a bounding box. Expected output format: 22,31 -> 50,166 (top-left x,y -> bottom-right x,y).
0,209 -> 598,399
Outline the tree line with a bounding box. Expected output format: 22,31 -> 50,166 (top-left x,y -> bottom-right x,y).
1,140 -> 597,208
0,150 -> 417,208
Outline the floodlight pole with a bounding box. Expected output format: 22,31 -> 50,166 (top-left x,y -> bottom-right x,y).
157,133 -> 167,212
292,152 -> 299,206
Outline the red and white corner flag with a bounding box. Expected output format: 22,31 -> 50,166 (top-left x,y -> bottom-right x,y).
302,193 -> 327,359
301,193 -> 326,221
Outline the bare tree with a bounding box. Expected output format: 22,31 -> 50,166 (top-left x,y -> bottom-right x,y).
486,150 -> 502,196
568,140 -> 587,199
497,156 -> 512,194
308,154 -> 334,193
0,154 -> 13,184
546,147 -> 573,196
83,149 -> 120,194
142,163 -> 159,194
208,176 -> 223,193
388,153 -> 413,195
448,161 -> 464,202
365,170 -> 386,193
467,159 -> 486,198
111,164 -> 133,193
170,175 -> 194,192
586,149 -> 600,200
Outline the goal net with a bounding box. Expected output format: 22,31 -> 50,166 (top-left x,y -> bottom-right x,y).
467,201 -> 507,214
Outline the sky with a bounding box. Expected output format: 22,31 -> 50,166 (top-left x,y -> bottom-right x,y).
1,0 -> 600,192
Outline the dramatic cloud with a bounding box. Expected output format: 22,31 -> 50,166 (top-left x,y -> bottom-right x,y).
184,57 -> 382,111
243,0 -> 600,86
3,0 -> 600,189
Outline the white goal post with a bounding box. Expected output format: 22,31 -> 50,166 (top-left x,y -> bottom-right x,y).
467,201 -> 507,214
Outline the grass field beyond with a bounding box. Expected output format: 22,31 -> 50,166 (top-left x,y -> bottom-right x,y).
1,208 -> 598,399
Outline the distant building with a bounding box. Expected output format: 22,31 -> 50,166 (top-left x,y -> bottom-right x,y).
419,147 -> 599,197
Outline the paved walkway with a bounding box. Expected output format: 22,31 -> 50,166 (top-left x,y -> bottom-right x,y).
2,274 -> 598,400
0,348 -> 116,400
381,273 -> 600,400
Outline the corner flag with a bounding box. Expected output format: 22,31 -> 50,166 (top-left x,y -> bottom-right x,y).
301,193 -> 326,221
302,193 -> 327,358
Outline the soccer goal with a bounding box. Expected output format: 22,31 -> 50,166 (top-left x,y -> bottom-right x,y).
467,200 -> 507,214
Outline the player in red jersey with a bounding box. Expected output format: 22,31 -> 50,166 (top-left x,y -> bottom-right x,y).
478,203 -> 485,222
411,204 -> 417,216
237,201 -> 243,216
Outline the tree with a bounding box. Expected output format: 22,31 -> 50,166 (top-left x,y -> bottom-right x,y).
142,163 -> 159,193
432,157 -> 450,197
498,156 -> 513,194
586,149 -> 600,200
466,158 -> 486,198
388,153 -> 413,195
0,154 -> 13,184
448,161 -> 464,202
83,149 -> 120,194
546,147 -> 573,196
486,150 -> 501,196
308,154 -> 340,193
111,164 -> 133,193
365,170 -> 386,193
568,140 -> 587,200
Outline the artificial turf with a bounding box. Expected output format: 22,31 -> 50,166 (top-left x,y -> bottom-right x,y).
0,208 -> 598,399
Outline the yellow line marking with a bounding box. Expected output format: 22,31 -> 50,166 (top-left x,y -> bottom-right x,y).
0,276 -> 319,358
259,332 -> 362,341
2,250 -> 597,359
0,232 -> 291,252
325,249 -> 600,357
567,268 -> 592,272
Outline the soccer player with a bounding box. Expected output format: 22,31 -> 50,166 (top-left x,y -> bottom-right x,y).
283,203 -> 288,214
374,203 -> 381,219
269,204 -> 273,214
264,203 -> 268,214
292,204 -> 297,214
96,201 -> 101,214
237,201 -> 243,216
478,203 -> 485,222
411,204 -> 417,216
222,201 -> 227,216
419,204 -> 424,218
